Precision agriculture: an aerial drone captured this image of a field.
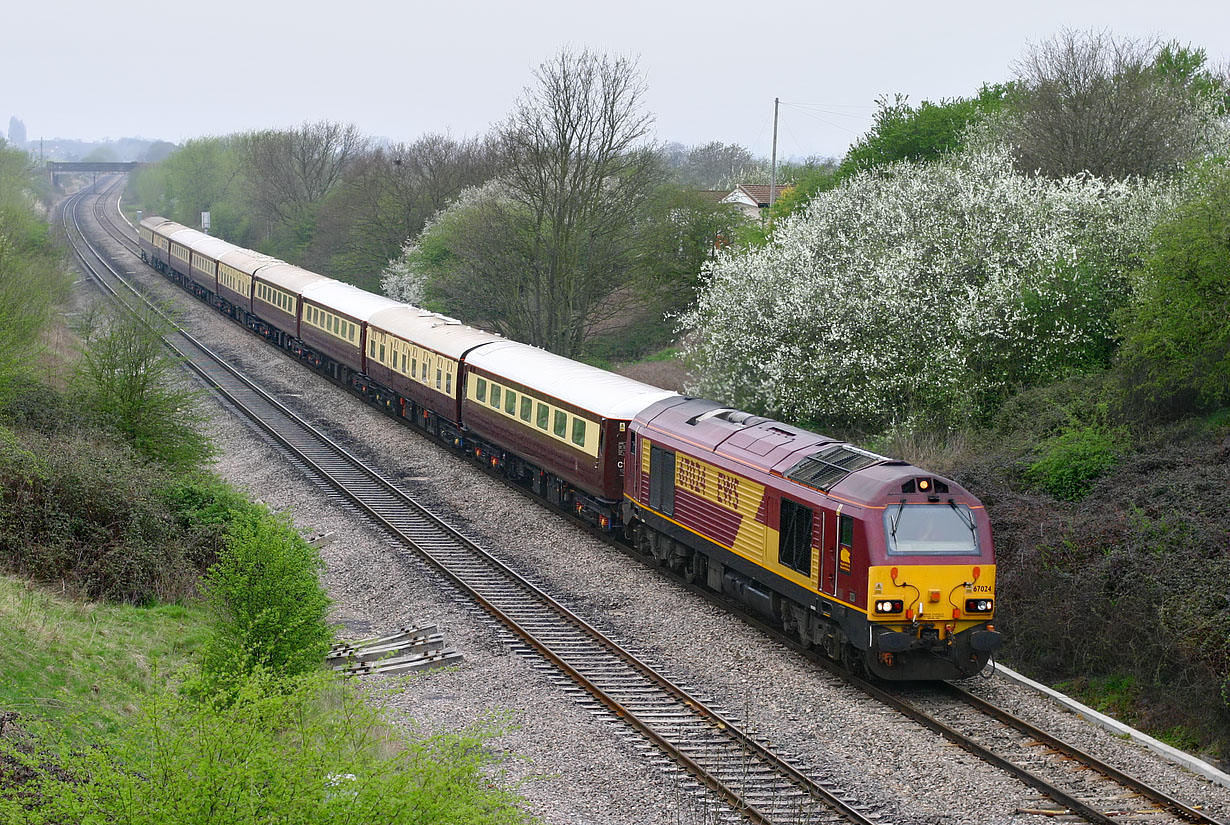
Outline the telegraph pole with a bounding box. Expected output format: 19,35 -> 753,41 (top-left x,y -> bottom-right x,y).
769,97 -> 780,210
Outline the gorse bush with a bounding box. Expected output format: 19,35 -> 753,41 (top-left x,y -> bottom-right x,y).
681,141 -> 1177,434
0,673 -> 528,825
194,509 -> 333,697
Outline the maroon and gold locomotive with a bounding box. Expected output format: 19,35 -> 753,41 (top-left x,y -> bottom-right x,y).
625,398 -> 1001,680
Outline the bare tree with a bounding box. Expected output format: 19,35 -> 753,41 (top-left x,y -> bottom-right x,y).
1007,29 -> 1223,179
241,121 -> 366,241
673,141 -> 758,188
312,134 -> 495,278
488,48 -> 660,356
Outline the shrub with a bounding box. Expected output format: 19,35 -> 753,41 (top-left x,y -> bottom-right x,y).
1,673 -> 528,825
0,427 -> 207,603
1115,162 -> 1230,419
1025,421 -> 1124,500
194,509 -> 333,697
73,305 -> 213,469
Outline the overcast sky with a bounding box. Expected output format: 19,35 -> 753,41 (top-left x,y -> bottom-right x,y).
5,0 -> 1229,160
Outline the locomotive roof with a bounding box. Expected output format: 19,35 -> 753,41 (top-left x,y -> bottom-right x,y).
635,397 -> 969,506
300,281 -> 403,321
367,305 -> 506,360
255,263 -> 332,294
465,341 -> 678,420
217,247 -> 283,275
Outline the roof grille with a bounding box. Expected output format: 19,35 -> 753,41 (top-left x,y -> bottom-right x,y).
784,444 -> 886,492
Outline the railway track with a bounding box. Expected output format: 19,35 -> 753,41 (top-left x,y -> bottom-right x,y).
74,180 -> 1226,825
66,180 -> 890,825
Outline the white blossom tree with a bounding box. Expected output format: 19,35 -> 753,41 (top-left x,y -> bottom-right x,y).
679,142 -> 1180,434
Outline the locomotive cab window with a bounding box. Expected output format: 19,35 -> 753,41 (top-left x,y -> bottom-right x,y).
884,503 -> 979,556
779,499 -> 813,575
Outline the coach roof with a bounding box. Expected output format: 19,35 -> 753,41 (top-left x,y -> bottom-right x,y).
255,263 -> 331,295
217,247 -> 283,275
466,340 -> 678,419
187,236 -> 238,261
367,306 -> 505,360
300,281 -> 403,321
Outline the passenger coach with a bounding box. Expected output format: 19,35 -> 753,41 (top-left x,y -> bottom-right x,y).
464,342 -> 676,528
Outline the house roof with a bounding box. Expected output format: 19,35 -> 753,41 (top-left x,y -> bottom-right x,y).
734,184 -> 791,207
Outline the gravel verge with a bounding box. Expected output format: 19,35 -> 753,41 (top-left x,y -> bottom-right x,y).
83,208 -> 1230,825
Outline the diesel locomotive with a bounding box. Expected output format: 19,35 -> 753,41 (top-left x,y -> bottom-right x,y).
138,214 -> 1002,679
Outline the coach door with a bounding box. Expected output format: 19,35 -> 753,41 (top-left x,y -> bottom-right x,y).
648,445 -> 675,517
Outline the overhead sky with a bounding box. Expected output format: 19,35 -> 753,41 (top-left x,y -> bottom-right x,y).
5,0 -> 1229,160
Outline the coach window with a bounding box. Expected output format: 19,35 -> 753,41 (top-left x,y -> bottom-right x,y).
504,390 -> 516,415
553,410 -> 567,438
379,344 -> 386,363
536,402 -> 549,430
400,353 -> 407,373
778,499 -> 813,576
520,396 -> 532,422
571,418 -> 586,448
411,356 -> 418,377
476,378 -> 487,402
446,372 -> 452,393
490,385 -> 501,408
436,368 -> 442,389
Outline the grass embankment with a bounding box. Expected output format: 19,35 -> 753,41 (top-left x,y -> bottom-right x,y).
0,576 -> 209,735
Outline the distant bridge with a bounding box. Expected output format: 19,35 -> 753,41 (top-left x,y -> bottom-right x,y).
48,161 -> 143,186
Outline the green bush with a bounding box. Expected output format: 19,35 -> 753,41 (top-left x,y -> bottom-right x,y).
74,305 -> 213,469
1115,162 -> 1230,419
0,427 -> 211,603
194,509 -> 333,697
1025,417 -> 1126,500
1,673 -> 528,825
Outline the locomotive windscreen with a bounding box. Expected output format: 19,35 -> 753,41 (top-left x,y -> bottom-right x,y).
884,504 -> 980,556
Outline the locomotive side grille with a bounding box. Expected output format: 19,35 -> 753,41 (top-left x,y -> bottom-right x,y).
785,444 -> 883,491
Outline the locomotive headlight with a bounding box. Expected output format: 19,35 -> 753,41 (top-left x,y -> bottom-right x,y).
875,599 -> 904,614
965,599 -> 994,613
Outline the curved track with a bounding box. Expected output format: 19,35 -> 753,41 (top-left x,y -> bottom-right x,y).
67,180 -> 890,825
